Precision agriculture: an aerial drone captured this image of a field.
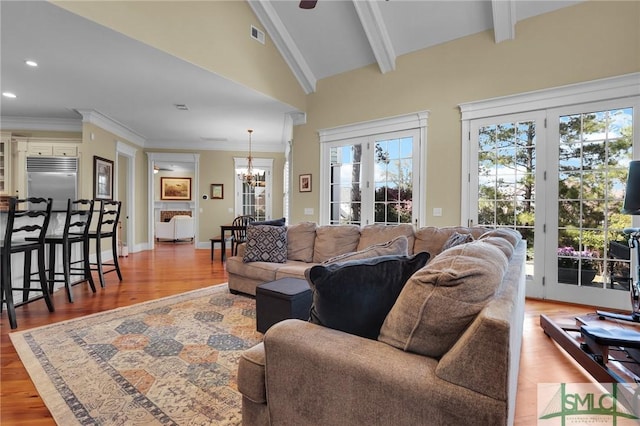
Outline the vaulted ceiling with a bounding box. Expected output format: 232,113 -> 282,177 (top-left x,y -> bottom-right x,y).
0,0 -> 582,151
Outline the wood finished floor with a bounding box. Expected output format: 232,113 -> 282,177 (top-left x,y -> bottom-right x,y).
1,242 -> 595,425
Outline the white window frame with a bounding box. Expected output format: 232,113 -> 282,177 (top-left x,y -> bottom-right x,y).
319,111 -> 429,226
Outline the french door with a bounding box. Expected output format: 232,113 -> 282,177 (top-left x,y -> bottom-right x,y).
545,102 -> 634,308
468,102 -> 636,309
469,112 -> 546,298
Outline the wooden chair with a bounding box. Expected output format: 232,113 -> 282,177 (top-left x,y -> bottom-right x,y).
44,199 -> 95,303
1,197 -> 54,329
231,215 -> 255,256
88,200 -> 122,288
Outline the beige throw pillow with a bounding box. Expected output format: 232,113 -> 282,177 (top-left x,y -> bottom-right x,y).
323,235 -> 409,264
378,240 -> 508,359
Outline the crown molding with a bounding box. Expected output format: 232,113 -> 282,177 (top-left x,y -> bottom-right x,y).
248,0 -> 317,94
145,139 -> 286,153
75,109 -> 146,147
352,0 -> 396,74
0,116 -> 82,132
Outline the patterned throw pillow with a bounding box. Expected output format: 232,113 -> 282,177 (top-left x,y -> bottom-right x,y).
243,225 -> 288,263
441,232 -> 474,251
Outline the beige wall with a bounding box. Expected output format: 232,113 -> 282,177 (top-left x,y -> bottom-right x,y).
53,0 -> 306,111
289,0 -> 640,226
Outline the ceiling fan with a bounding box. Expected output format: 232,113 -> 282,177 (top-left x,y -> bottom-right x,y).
299,0 -> 317,9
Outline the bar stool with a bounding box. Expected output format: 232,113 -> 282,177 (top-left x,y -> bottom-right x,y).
44,199 -> 95,303
88,200 -> 122,287
1,197 -> 54,329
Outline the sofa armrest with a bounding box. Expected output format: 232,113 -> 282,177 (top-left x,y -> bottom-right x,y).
436,240 -> 525,424
261,319 -> 506,425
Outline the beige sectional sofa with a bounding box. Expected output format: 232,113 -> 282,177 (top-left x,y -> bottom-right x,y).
235,223 -> 526,426
227,222 -> 492,296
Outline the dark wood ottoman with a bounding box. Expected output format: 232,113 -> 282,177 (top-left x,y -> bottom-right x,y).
256,278 -> 312,334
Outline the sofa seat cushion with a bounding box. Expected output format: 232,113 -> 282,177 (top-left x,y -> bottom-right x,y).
287,222 -> 317,262
237,342 -> 266,403
323,235 -> 409,264
313,225 -> 361,263
274,261 -> 317,281
226,256 -> 278,282
357,223 -> 416,254
243,225 -> 288,263
379,240 -> 508,358
305,252 -> 430,340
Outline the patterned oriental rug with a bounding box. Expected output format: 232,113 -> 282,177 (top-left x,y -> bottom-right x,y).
10,284 -> 262,425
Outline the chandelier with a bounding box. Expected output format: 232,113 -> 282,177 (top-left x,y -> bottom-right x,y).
238,129 -> 258,186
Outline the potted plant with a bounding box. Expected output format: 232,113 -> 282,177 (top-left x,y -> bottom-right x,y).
557,246 -> 598,285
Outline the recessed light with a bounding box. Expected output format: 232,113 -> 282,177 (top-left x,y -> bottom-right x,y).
2,92 -> 17,99
25,60 -> 38,67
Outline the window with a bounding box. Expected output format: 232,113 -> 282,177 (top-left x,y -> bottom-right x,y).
320,112 -> 428,226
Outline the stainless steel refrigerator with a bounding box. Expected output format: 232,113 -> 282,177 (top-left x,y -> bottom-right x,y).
27,156 -> 78,211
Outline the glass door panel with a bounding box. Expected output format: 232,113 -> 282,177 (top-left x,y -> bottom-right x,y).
329,144 -> 363,225
470,112 -> 545,298
555,107 -> 633,297
373,136 -> 414,224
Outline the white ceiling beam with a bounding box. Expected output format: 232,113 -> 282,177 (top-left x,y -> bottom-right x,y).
248,0 -> 317,94
491,0 -> 516,43
352,0 -> 396,74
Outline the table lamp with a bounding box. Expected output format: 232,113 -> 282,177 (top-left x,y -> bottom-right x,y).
597,160 -> 640,322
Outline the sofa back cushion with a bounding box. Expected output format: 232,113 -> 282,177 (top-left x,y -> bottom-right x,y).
378,240 -> 509,358
313,225 -> 360,263
413,226 -> 489,257
287,222 -> 317,262
306,252 -> 430,340
357,223 -> 415,254
323,235 -> 409,264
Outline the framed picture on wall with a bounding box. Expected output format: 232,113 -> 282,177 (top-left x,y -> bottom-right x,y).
93,156 -> 114,200
161,177 -> 192,200
299,174 -> 312,192
211,184 -> 224,199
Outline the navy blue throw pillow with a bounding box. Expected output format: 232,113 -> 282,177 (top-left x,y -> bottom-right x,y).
305,252 -> 430,340
252,217 -> 286,226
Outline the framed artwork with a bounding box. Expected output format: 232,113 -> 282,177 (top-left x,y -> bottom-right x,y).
211,183 -> 224,199
93,156 -> 114,200
299,174 -> 312,192
161,177 -> 192,200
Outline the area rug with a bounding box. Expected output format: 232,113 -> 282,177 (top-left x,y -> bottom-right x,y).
10,284 -> 263,425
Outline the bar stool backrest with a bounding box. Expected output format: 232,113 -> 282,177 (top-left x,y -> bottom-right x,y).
66,199 -> 95,239
95,200 -> 121,237
3,197 -> 53,252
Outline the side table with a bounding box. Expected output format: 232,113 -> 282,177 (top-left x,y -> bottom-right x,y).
256,278 -> 312,334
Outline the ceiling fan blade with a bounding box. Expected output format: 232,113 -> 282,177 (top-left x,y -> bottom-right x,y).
299,0 -> 317,9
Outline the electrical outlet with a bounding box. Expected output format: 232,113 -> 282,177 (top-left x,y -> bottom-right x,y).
433,208 -> 442,217
304,208 -> 314,215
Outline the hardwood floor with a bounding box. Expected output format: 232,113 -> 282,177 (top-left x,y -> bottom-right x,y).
1,243 -> 595,425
